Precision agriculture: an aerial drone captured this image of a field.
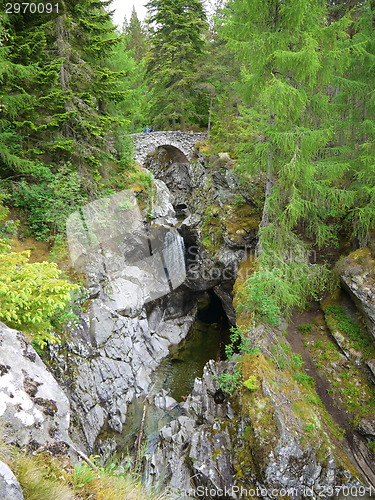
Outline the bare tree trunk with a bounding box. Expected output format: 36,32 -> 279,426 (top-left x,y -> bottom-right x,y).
180,110 -> 186,132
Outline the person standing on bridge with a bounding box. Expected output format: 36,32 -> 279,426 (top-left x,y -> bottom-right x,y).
150,125 -> 155,132
144,125 -> 150,133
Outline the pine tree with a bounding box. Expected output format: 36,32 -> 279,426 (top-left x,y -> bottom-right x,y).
0,0 -> 133,238
107,36 -> 150,133
221,0 -> 374,321
3,0 -> 125,177
0,12 -> 40,178
123,6 -> 148,61
145,0 -> 208,130
202,1 -> 242,143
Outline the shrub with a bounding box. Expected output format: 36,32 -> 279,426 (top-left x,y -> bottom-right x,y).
0,240 -> 79,347
216,370 -> 242,395
243,375 -> 259,391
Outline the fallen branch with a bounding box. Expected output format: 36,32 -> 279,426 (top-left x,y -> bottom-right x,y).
68,441 -> 99,471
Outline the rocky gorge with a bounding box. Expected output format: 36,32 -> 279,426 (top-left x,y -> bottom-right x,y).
1,137 -> 374,499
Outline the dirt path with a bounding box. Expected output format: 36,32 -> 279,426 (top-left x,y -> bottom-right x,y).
286,303 -> 375,489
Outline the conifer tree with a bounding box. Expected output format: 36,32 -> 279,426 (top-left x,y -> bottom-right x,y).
0,0 -> 131,237
0,12 -> 39,178
123,6 -> 148,61
222,0 -> 374,320
3,0 -> 124,175
145,0 -> 208,130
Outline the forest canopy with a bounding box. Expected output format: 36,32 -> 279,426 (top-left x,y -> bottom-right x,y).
0,0 -> 374,330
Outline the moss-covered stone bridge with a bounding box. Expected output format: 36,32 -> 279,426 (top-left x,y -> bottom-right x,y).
130,131 -> 208,165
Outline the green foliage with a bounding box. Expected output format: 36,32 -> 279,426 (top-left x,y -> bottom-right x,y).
0,218 -> 19,239
0,240 -> 78,346
220,0 -> 375,327
237,273 -> 281,326
146,0 -> 208,129
123,7 -> 148,62
232,194 -> 246,208
237,235 -> 330,325
297,323 -> 314,334
325,304 -> 374,356
225,326 -> 261,359
304,392 -> 323,407
294,372 -> 315,388
216,370 -> 242,395
304,423 -> 315,436
243,375 -> 258,392
0,1 -> 145,243
73,462 -> 97,489
11,164 -> 87,239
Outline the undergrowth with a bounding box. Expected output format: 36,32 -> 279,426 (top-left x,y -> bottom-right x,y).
10,450 -> 170,500
324,304 -> 375,358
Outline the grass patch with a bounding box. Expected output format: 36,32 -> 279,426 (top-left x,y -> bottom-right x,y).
294,372 -> 315,388
324,304 -> 375,359
10,450 -> 170,500
297,324 -> 314,334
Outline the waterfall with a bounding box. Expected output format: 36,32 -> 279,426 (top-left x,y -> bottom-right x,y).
66,189 -> 186,308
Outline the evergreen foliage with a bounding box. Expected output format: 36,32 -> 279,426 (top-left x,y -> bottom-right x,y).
220,0 -> 375,322
0,0 -> 146,238
145,0 -> 208,130
123,7 -> 148,61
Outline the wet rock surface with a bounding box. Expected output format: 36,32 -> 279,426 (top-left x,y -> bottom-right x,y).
146,355 -> 370,499
145,360 -> 237,497
340,249 -> 375,342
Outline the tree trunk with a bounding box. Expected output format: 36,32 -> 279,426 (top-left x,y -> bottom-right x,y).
256,112 -> 275,256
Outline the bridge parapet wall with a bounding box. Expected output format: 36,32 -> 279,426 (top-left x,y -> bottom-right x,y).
130,131 -> 207,165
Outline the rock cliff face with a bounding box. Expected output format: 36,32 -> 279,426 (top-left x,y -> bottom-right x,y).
52,288 -> 197,450
48,145 -> 257,453
145,360 -> 237,495
145,331 -> 370,499
339,248 -> 375,342
0,323 -> 71,450
0,461 -> 24,500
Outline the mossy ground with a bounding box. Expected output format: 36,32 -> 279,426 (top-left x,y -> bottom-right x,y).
229,257 -> 364,483
300,305 -> 375,427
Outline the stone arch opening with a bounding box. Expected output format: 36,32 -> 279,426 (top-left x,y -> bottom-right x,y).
146,146 -> 192,207
150,144 -> 189,164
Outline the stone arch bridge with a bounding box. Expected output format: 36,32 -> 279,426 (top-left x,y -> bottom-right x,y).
130,131 -> 207,165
